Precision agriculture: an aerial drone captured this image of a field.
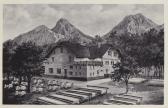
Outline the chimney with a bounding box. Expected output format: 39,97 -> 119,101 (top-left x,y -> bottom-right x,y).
98,42 -> 101,48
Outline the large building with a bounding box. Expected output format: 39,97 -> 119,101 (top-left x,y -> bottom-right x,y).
43,42 -> 120,80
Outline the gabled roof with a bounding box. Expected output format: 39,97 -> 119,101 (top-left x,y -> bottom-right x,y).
45,41 -> 120,59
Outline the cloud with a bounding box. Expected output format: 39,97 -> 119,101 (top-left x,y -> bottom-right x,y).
3,4 -> 163,41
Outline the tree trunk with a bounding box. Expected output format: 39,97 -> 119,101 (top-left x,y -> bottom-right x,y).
7,72 -> 10,81
125,80 -> 129,94
27,74 -> 31,93
19,75 -> 22,84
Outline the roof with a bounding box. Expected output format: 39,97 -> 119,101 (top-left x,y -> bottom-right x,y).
45,41 -> 120,59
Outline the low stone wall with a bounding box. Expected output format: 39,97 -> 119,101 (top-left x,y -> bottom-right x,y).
43,74 -> 107,81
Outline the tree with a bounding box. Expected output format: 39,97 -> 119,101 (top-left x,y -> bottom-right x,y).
3,40 -> 14,80
109,33 -> 140,93
11,42 -> 44,92
112,55 -> 139,93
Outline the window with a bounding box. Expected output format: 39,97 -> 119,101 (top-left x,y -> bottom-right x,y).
106,69 -> 108,73
114,51 -> 118,57
76,65 -> 78,69
49,68 -> 53,73
79,72 -> 81,76
108,50 -> 112,56
90,66 -> 92,70
70,65 -> 73,69
69,71 -> 73,75
79,66 -> 81,69
57,68 -> 61,74
60,47 -> 63,53
90,73 -> 92,76
97,70 -> 99,75
75,72 -> 77,76
111,61 -> 114,65
93,72 -> 94,76
52,57 -> 54,62
105,61 -> 109,65
93,66 -> 95,69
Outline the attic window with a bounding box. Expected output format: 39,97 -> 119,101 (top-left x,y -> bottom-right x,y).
52,57 -> 54,62
113,51 -> 118,57
108,50 -> 112,56
60,47 -> 63,53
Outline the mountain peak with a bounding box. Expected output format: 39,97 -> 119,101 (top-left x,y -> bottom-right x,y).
55,18 -> 72,27
33,25 -> 50,32
103,13 -> 158,38
58,18 -> 70,23
114,13 -> 157,34
51,18 -> 93,44
135,13 -> 144,16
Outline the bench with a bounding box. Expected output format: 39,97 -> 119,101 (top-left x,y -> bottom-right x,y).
61,91 -> 89,100
70,89 -> 96,97
114,95 -> 141,104
37,96 -> 68,105
47,95 -> 73,104
50,94 -> 80,104
76,88 -> 101,95
122,94 -> 142,101
66,90 -> 92,97
109,98 -> 137,105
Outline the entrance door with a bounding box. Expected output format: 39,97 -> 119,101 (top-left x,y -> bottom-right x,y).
64,69 -> 67,78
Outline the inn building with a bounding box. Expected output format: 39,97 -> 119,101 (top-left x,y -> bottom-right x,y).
43,42 -> 120,80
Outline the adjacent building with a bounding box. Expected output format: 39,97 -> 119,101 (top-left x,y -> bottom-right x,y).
43,42 -> 120,80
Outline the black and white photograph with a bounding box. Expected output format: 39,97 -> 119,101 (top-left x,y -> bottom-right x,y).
2,4 -> 164,105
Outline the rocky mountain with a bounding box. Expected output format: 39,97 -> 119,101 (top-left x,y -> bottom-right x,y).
11,18 -> 93,46
12,25 -> 65,46
51,18 -> 93,44
103,13 -> 158,38
147,24 -> 164,32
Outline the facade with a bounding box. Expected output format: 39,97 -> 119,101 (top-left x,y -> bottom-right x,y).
43,42 -> 120,80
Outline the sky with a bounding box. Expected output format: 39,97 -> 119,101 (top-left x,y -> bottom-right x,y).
3,4 -> 164,41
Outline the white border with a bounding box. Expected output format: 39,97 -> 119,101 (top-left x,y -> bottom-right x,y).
0,0 -> 167,108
